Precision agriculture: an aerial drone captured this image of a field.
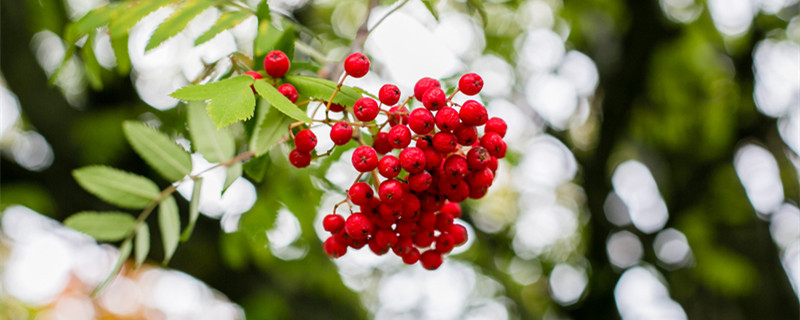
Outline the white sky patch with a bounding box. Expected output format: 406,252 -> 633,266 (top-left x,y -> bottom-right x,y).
653,228 -> 692,267
734,144 -> 785,215
614,267 -> 687,320
708,0 -> 757,37
549,263 -> 588,306
525,74 -> 579,130
753,39 -> 800,118
519,29 -> 565,73
607,231 -> 643,269
558,51 -> 599,97
611,160 -> 669,234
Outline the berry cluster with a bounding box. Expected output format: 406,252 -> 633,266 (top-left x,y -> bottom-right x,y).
259,50 -> 508,270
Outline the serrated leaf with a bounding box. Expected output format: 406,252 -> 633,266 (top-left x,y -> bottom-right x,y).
65,211 -> 137,241
75,5 -> 117,35
243,154 -> 270,182
187,102 -> 235,163
249,99 -> 293,156
135,224 -> 150,268
284,75 -> 362,107
224,162 -> 242,193
109,0 -> 172,39
73,166 -> 160,209
180,178 -> 203,241
92,237 -> 131,296
195,10 -> 252,46
123,121 -> 192,182
421,0 -> 439,21
110,35 -> 131,74
253,80 -> 311,122
159,195 -> 180,265
466,0 -> 488,27
171,75 -> 256,128
146,0 -> 216,52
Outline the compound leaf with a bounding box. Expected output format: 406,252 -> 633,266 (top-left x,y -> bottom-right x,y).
171,75 -> 256,128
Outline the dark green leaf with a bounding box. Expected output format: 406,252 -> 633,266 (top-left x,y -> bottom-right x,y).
421,0 -> 439,21
171,75 -> 256,128
73,166 -> 160,209
249,99 -> 293,156
284,75 -> 362,107
110,34 -> 131,74
81,34 -> 104,90
92,238 -> 131,296
256,0 -> 270,22
159,195 -> 180,265
253,80 -> 311,122
224,162 -> 242,193
186,102 -> 235,163
64,211 -> 136,241
109,0 -> 172,39
243,154 -> 270,182
180,178 -> 203,241
195,10 -> 252,46
123,121 -> 193,182
146,0 -> 216,52
135,223 -> 150,268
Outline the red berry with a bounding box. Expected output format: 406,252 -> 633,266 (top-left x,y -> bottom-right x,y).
413,229 -> 436,248
416,135 -> 433,149
414,77 -> 440,101
393,236 -> 414,256
378,155 -> 402,178
351,146 -> 379,172
408,171 -> 433,192
278,83 -> 299,103
374,228 -> 399,250
388,125 -> 411,149
419,192 -> 445,212
402,247 -> 421,264
329,103 -> 345,112
466,146 -> 490,170
487,156 -> 499,172
432,132 -> 457,154
330,121 -> 353,146
379,179 -> 405,205
423,149 -> 443,170
449,224 -> 468,245
388,106 -> 409,127
399,147 -> 427,174
289,149 -> 311,168
435,212 -> 455,231
401,194 -> 421,218
264,50 -> 290,78
459,100 -> 488,126
443,154 -> 469,180
467,167 -> 494,189
323,214 -> 345,233
368,237 -> 390,255
418,211 -> 437,229
440,201 -> 462,219
344,53 -> 370,78
458,73 -> 483,96
354,97 -> 379,122
435,107 -> 460,132
379,202 -> 403,219
408,108 -> 435,134
479,132 -> 507,158
469,184 -> 488,199
485,117 -> 507,138
420,250 -> 443,270
435,233 -> 455,254
348,182 -> 374,206
324,236 -> 348,258
379,84 -> 401,105
422,87 -> 446,111
244,71 -> 262,80
347,235 -> 367,249
454,125 -> 478,146
373,132 -> 393,154
294,129 -> 317,152
344,213 -> 374,240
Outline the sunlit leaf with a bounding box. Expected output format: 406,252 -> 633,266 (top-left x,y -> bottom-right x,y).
284,75 -> 361,107
186,102 -> 234,163
75,4 -> 117,35
64,211 -> 137,241
171,75 -> 256,128
123,121 -> 192,182
180,178 -> 203,241
249,99 -> 293,156
195,10 -> 252,46
92,237 -> 131,296
146,0 -> 216,52
109,0 -> 172,39
421,0 -> 439,21
159,195 -> 180,265
73,166 -> 160,209
253,80 -> 311,122
256,0 -> 270,22
135,223 -> 150,268
110,34 -> 131,74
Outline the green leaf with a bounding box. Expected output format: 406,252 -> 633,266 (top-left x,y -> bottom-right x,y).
92,237 -> 131,296
466,0 -> 488,27
73,166 -> 160,209
224,162 -> 242,193
186,102 -> 234,163
109,0 -> 173,39
81,34 -> 104,90
110,35 -> 131,74
255,22 -> 294,58
421,0 -> 439,21
249,99 -> 293,156
123,121 -> 193,182
75,5 -> 117,35
195,10 -> 252,46
171,75 -> 256,128
180,178 -> 203,242
243,154 -> 270,182
256,0 -> 270,22
284,75 -> 362,107
134,224 -> 150,268
64,211 -> 137,241
253,80 -> 311,122
159,195 -> 180,265
146,0 -> 216,52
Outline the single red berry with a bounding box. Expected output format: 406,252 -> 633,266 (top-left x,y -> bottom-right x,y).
395,223 -> 416,238
379,179 -> 405,205
379,84 -> 401,105
289,149 -> 311,168
388,125 -> 411,149
348,182 -> 374,206
352,146 -> 379,172
344,213 -> 374,240
354,97 -> 379,122
329,103 -> 345,112
467,167 -> 494,189
440,201 -> 462,219
244,71 -> 262,80
388,106 -> 409,127
323,236 -> 348,258
373,132 -> 393,154
444,180 -> 470,202
479,132 -> 507,158
454,125 -> 478,146
449,224 -> 468,245
485,117 -> 507,138
374,228 -> 399,250
469,184 -> 488,199
368,237 -> 390,255
402,247 -> 421,264
458,73 -> 483,96
459,100 -> 488,126
417,211 -> 437,229
401,194 -> 421,218
408,171 -> 433,192
277,83 -> 299,103
443,154 -> 469,180
435,233 -> 455,254
432,132 -> 457,154
418,192 -> 445,212
330,121 -> 353,145
422,87 -> 446,111
347,235 -> 368,249
264,50 -> 290,78
408,108 -> 435,134
414,77 -> 440,101
393,236 -> 414,256
399,147 -> 427,174
294,129 -> 317,152
344,53 -> 370,78
435,107 -> 460,132
413,229 -> 436,248
379,202 -> 403,219
323,214 -> 346,233
466,146 -> 490,171
374,213 -> 396,229
423,149 -> 442,170
378,155 -> 402,179
488,156 -> 498,172
420,250 -> 443,270
435,212 -> 455,231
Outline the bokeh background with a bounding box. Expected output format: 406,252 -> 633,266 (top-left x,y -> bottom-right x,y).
1,0 -> 799,319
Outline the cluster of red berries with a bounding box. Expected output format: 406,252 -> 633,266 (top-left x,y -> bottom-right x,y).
260,50 -> 508,270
